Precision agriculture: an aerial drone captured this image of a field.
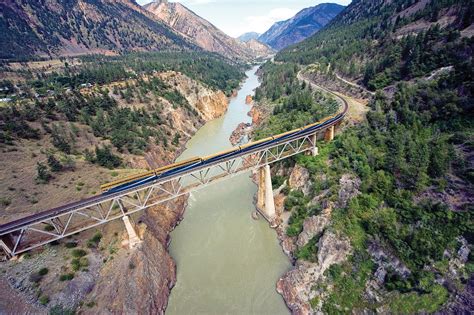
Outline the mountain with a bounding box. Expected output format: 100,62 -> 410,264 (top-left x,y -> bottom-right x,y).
0,0 -> 195,60
256,0 -> 474,313
144,0 -> 272,61
258,3 -> 345,50
238,32 -> 261,42
278,0 -> 474,87
243,39 -> 274,58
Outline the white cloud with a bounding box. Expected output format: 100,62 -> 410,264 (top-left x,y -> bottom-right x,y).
244,7 -> 297,34
184,0 -> 216,5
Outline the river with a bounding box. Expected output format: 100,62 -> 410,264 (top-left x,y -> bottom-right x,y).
166,66 -> 291,314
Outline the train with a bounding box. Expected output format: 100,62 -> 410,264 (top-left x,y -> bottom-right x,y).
100,111 -> 343,194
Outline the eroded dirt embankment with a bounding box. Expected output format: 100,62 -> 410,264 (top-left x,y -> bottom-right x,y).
76,73 -> 231,313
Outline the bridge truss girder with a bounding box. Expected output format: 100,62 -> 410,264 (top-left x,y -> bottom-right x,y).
1,132 -> 319,257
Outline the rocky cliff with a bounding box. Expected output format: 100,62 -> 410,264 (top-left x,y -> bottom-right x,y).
157,71 -> 229,121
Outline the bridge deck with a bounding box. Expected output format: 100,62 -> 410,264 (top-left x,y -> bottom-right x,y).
0,90 -> 348,256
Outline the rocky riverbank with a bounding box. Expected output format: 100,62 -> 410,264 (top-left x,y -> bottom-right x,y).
229,122 -> 252,146
81,74 -> 231,313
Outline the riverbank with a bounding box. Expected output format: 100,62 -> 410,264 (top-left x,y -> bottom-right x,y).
248,69 -> 370,314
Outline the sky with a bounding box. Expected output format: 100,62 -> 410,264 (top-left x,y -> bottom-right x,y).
137,0 -> 352,37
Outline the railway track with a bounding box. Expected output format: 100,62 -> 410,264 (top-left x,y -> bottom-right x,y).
0,86 -> 348,256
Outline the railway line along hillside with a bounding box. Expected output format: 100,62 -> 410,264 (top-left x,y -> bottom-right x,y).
252,0 -> 473,313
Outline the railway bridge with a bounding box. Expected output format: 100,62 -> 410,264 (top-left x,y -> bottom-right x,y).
0,94 -> 348,258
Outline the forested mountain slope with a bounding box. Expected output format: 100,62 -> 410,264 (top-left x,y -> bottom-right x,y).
255,0 -> 473,313
278,0 -> 474,90
258,3 -> 344,50
0,0 -> 195,60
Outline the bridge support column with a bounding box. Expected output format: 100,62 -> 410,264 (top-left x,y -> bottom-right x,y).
311,134 -> 319,156
0,238 -> 13,259
257,167 -> 265,210
122,215 -> 141,249
324,125 -> 334,142
263,164 -> 276,219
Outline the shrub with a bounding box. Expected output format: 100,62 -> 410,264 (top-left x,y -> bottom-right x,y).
47,154 -> 63,172
95,145 -> 121,169
38,268 -> 49,276
49,305 -> 75,315
29,272 -> 42,283
39,295 -> 49,305
65,241 -> 78,248
36,162 -> 51,183
0,197 -> 11,207
71,249 -> 87,258
59,273 -> 74,281
71,257 -> 89,271
44,224 -> 55,232
87,232 -> 102,248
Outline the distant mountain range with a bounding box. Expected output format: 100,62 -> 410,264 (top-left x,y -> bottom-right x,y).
238,32 -> 261,42
0,0 -> 272,61
144,0 -> 272,61
0,0 -> 195,60
259,3 -> 344,50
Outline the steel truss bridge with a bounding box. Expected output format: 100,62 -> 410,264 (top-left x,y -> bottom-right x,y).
0,93 -> 348,257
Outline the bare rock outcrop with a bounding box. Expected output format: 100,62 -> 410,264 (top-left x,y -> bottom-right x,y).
337,173 -> 361,208
289,165 -> 311,196
249,106 -> 262,125
245,95 -> 253,104
277,231 -> 352,315
229,122 -> 251,146
296,205 -> 332,248
158,71 -> 229,120
368,241 -> 411,279
144,1 -> 271,60
90,197 -> 187,314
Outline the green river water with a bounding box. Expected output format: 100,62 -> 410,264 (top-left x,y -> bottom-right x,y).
166,66 -> 291,315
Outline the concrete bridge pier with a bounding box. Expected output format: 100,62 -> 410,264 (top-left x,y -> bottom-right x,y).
257,167 -> 265,210
324,125 -> 335,142
311,133 -> 319,156
256,165 -> 276,221
264,164 -> 276,219
122,215 -> 141,249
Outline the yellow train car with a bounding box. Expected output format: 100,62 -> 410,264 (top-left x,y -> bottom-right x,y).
271,127 -> 304,140
101,170 -> 156,192
100,156 -> 202,192
239,136 -> 274,150
202,147 -> 239,161
152,156 -> 202,174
